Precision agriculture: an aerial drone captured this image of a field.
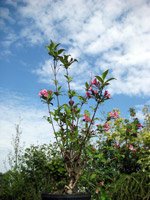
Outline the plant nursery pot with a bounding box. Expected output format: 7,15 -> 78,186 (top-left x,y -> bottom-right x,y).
41,193 -> 91,200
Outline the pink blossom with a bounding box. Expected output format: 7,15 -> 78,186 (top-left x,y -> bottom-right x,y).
86,91 -> 91,98
109,111 -> 119,119
103,122 -> 110,131
88,86 -> 92,91
93,90 -> 98,95
83,114 -> 92,122
104,90 -> 111,99
91,78 -> 98,85
39,89 -> 49,97
128,144 -> 136,152
113,111 -> 119,118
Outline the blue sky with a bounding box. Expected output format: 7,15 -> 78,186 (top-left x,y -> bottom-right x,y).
0,0 -> 150,172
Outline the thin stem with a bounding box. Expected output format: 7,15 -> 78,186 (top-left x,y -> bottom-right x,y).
76,102 -> 100,166
47,104 -> 64,157
76,82 -> 93,128
66,68 -> 71,97
47,104 -> 56,135
87,102 -> 99,132
53,59 -> 64,133
65,68 -> 74,124
53,59 -> 60,108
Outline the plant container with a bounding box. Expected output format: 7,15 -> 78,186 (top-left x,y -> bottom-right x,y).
41,193 -> 91,200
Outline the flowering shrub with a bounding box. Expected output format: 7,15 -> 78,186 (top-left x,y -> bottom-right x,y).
97,108 -> 143,174
39,41 -> 115,194
78,108 -> 145,199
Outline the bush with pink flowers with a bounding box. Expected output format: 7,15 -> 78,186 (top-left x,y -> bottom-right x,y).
39,40 -> 115,194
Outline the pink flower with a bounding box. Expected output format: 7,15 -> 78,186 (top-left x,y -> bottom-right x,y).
103,122 -> 110,131
91,78 -> 98,85
128,144 -> 136,152
93,90 -> 98,95
83,114 -> 92,122
109,111 -> 119,119
88,86 -> 93,91
104,90 -> 111,99
114,111 -> 119,118
86,91 -> 91,98
39,89 -> 49,97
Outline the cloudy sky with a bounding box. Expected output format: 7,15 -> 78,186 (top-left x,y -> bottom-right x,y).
0,0 -> 150,172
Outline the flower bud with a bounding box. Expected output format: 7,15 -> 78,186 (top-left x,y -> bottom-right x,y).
86,91 -> 91,98
104,90 -> 111,99
69,100 -> 74,106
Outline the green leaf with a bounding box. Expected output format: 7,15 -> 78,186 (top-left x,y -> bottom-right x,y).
68,90 -> 76,97
50,40 -> 55,49
84,110 -> 90,116
58,49 -> 65,55
74,59 -> 78,62
105,77 -> 116,83
85,82 -> 89,89
95,76 -> 104,83
58,86 -> 62,91
103,82 -> 110,87
55,43 -> 60,49
102,69 -> 109,80
64,75 -> 68,79
90,173 -> 97,180
78,96 -> 86,101
68,76 -> 73,83
64,75 -> 73,82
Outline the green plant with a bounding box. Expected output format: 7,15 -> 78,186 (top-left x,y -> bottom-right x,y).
111,172 -> 150,200
78,108 -> 149,199
39,40 -> 115,194
20,143 -> 67,195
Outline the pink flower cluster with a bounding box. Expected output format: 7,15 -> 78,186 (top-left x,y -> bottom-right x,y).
39,89 -> 48,97
86,78 -> 100,98
86,91 -> 91,98
103,122 -> 110,131
86,78 -> 111,101
39,89 -> 52,98
91,78 -> 100,86
104,90 -> 111,99
109,110 -> 119,119
83,114 -> 92,123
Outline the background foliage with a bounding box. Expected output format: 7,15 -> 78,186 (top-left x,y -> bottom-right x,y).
0,107 -> 149,200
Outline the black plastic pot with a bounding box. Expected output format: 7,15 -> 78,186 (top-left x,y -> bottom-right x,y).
41,193 -> 91,200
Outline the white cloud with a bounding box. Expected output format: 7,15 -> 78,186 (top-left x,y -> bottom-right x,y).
0,90 -> 55,172
1,32 -> 17,48
135,101 -> 150,122
1,0 -> 150,96
5,0 -> 18,8
0,7 -> 15,24
35,58 -> 94,92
